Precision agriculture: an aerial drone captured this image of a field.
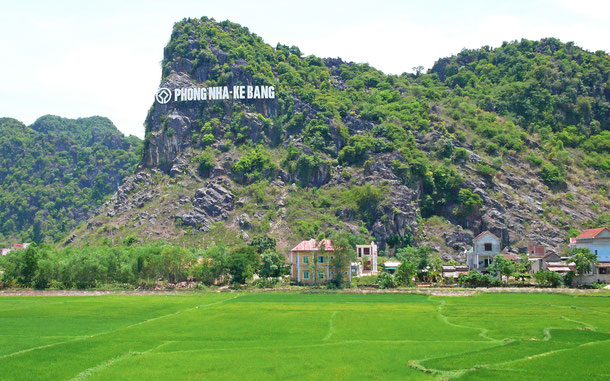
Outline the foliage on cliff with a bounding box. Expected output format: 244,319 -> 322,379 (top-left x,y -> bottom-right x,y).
0,116 -> 141,243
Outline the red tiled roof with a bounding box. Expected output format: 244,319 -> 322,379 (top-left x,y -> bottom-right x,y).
576,227 -> 609,239
291,239 -> 335,252
598,262 -> 610,268
474,230 -> 500,242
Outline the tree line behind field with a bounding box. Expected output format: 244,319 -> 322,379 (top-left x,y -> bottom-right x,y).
0,239 -> 285,290
0,235 -> 355,290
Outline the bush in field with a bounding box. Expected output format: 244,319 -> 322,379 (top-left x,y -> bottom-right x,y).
376,272 -> 397,289
259,251 -> 289,279
458,270 -> 502,288
533,270 -> 563,288
191,245 -> 229,285
0,244 -> 39,287
395,261 -> 417,286
226,246 -> 259,284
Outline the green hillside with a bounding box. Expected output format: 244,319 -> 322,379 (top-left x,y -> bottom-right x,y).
0,116 -> 142,243
431,38 -> 610,172
35,18 -> 610,255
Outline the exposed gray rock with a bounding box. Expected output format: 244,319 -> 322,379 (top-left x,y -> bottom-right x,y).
444,229 -> 474,251
174,179 -> 235,231
192,182 -> 234,218
237,213 -> 252,230
174,209 -> 212,231
169,157 -> 188,177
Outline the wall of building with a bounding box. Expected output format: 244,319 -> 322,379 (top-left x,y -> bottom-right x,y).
573,238 -> 610,262
473,234 -> 501,256
468,233 -> 501,270
290,251 -> 350,284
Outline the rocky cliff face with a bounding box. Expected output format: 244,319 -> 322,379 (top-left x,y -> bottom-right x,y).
70,18 -> 608,256
142,47 -> 280,170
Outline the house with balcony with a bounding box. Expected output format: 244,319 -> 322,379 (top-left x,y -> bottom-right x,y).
353,242 -> 379,276
290,239 -> 351,284
466,231 -> 501,271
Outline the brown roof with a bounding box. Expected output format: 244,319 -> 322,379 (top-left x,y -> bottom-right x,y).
501,253 -> 519,261
576,227 -> 609,239
474,230 -> 500,242
541,251 -> 559,260
291,239 -> 335,252
597,262 -> 610,268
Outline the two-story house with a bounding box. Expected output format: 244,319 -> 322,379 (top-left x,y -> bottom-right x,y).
569,227 -> 610,284
354,242 -> 379,276
466,231 -> 501,271
290,239 -> 351,284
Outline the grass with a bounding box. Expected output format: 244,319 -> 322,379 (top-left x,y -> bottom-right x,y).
0,292 -> 608,380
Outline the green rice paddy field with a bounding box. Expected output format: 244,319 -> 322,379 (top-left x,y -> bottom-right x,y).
0,292 -> 608,380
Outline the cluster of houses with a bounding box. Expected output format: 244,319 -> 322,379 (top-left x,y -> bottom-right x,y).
463,228 -> 610,285
0,243 -> 31,256
288,227 -> 610,285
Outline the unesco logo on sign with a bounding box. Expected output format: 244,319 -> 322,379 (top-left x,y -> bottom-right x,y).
155,88 -> 172,104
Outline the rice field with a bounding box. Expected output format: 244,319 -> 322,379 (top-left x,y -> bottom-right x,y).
0,292 -> 608,380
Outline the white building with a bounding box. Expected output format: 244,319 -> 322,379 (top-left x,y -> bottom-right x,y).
466,231 -> 501,271
569,227 -> 610,284
353,242 -> 378,276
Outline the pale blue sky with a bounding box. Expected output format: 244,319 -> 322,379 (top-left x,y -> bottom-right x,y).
0,0 -> 608,138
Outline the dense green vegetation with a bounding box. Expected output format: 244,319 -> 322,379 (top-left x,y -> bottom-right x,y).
0,116 -> 141,243
0,239 -> 293,289
0,292 -> 607,380
432,38 -> 610,172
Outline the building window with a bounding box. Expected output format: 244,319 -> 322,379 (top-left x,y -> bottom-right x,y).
303,271 -> 309,279
364,247 -> 370,255
303,255 -> 309,264
330,271 -> 335,277
358,248 -> 362,257
317,255 -> 325,264
599,267 -> 608,275
319,272 -> 325,279
484,243 -> 492,251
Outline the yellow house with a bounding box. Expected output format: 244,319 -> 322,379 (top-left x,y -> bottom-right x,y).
290,239 -> 351,284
